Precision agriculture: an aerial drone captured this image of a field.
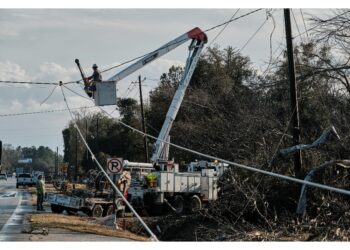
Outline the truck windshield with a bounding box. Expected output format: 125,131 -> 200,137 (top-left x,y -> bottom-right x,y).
18,174 -> 31,178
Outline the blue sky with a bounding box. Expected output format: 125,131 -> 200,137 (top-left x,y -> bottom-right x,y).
0,8 -> 331,154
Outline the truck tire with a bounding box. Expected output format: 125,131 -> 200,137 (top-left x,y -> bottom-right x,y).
51,204 -> 64,214
172,195 -> 184,215
66,208 -> 78,216
116,208 -> 125,218
92,204 -> 104,218
189,195 -> 202,213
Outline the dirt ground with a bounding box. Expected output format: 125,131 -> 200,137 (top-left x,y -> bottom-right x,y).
29,213 -> 149,241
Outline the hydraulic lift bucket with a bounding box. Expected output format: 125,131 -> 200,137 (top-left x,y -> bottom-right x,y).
94,81 -> 117,106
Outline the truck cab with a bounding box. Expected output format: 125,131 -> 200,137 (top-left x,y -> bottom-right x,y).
16,173 -> 33,188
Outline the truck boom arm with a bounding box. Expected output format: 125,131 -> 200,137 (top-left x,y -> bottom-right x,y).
107,27 -> 207,83
150,37 -> 207,164
108,27 -> 207,164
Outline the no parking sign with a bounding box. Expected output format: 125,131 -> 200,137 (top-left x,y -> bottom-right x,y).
107,158 -> 123,174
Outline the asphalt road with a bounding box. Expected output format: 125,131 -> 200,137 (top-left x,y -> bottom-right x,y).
0,177 -> 32,241
0,178 -> 134,241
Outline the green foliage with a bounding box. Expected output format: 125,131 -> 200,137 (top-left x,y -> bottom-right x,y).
62,98 -> 146,179
1,144 -> 60,175
63,43 -> 350,179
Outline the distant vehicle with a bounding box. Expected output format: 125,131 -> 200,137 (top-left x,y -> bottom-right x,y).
0,174 -> 7,181
7,173 -> 12,178
16,173 -> 32,188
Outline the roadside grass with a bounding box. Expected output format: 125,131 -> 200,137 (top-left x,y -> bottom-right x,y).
30,214 -> 149,241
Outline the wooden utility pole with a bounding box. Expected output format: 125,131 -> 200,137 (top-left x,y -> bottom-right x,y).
284,9 -> 302,178
0,140 -> 2,169
85,119 -> 89,163
138,75 -> 149,162
96,116 -> 99,163
55,146 -> 58,176
75,130 -> 78,182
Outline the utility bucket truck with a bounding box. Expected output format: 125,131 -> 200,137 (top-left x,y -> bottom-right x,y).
47,27 -> 222,217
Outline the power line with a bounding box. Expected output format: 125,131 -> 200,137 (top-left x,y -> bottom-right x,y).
40,84 -> 59,105
238,11 -> 272,52
300,9 -> 309,38
262,10 -> 277,76
207,9 -> 240,48
204,8 -> 263,33
0,80 -> 59,85
62,84 -> 93,101
291,9 -> 305,43
0,106 -> 95,117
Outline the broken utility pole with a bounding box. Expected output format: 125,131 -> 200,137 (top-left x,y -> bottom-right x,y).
138,75 -> 149,163
284,8 -> 302,178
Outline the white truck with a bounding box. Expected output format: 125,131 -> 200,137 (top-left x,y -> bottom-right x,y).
16,173 -> 33,188
127,168 -> 218,215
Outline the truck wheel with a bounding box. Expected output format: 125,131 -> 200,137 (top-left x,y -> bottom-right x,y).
66,208 -> 78,216
189,195 -> 202,213
51,204 -> 64,214
172,195 -> 184,215
116,208 -> 125,218
92,204 -> 104,218
104,205 -> 115,217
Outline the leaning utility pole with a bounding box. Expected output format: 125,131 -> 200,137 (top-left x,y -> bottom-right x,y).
138,75 -> 149,162
284,9 -> 302,178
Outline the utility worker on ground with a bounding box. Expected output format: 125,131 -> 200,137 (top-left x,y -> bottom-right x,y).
84,64 -> 102,98
36,175 -> 46,211
117,170 -> 131,198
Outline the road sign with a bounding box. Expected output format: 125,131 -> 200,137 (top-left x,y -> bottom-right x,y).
18,158 -> 32,164
107,158 -> 123,174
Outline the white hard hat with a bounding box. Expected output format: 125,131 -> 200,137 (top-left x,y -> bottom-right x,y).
92,64 -> 98,68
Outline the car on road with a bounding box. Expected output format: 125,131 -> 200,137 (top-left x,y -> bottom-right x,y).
16,173 -> 32,188
0,174 -> 7,181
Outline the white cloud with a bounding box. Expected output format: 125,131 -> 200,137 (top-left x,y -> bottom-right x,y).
33,62 -> 78,83
0,26 -> 19,38
8,99 -> 23,112
0,61 -> 29,82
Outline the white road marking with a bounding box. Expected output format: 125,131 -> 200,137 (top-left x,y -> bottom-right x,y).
0,192 -> 23,241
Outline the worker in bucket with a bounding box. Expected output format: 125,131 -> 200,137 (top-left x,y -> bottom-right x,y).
84,64 -> 102,97
36,175 -> 46,211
